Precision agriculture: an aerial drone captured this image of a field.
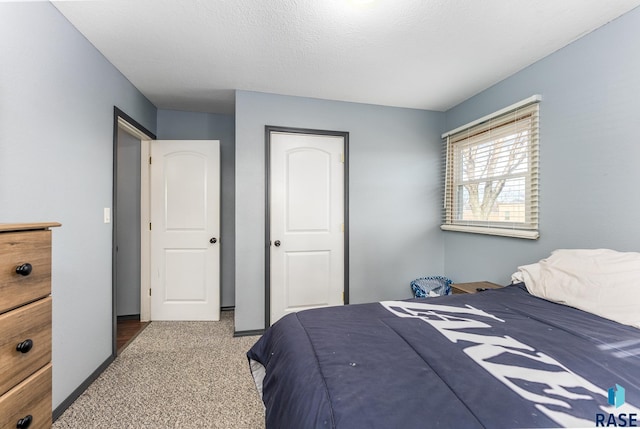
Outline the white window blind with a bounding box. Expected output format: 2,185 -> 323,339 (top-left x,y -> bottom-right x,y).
442,97 -> 540,239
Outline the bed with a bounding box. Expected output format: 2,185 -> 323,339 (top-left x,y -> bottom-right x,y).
247,250 -> 640,428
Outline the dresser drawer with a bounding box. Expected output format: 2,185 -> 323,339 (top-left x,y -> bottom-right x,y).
0,364 -> 52,429
0,297 -> 52,396
0,230 -> 52,314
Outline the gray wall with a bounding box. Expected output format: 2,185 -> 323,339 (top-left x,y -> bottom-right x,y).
235,91 -> 444,331
0,3 -> 156,409
156,109 -> 236,307
442,7 -> 640,285
116,128 -> 142,316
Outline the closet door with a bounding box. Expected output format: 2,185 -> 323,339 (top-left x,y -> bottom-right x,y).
269,130 -> 345,324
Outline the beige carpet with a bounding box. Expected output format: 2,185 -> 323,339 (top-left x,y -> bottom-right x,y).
53,312 -> 265,428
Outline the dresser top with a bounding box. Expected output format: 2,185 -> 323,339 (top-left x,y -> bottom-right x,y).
0,222 -> 61,232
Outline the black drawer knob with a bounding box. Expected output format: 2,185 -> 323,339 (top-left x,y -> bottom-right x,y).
16,263 -> 33,276
17,414 -> 32,429
16,339 -> 33,354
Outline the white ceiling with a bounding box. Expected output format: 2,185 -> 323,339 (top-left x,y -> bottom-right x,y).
52,0 -> 640,114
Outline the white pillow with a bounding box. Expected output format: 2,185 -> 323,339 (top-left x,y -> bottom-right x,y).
514,249 -> 640,329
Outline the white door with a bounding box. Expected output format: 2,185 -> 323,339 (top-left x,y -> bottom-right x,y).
150,140 -> 220,321
270,131 -> 345,324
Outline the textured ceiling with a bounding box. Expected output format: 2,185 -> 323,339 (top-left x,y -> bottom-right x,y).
52,0 -> 640,114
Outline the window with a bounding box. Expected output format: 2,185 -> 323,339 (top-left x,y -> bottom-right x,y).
442,96 -> 540,239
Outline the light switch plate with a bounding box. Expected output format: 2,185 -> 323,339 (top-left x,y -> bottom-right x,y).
104,207 -> 111,223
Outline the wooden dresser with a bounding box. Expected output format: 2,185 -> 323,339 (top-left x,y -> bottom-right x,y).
0,223 -> 60,429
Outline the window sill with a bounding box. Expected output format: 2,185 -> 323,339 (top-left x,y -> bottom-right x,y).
440,224 -> 539,240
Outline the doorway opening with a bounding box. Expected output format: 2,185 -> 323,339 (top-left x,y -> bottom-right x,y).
112,107 -> 155,356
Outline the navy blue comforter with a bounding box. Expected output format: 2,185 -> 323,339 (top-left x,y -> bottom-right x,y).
247,284 -> 640,428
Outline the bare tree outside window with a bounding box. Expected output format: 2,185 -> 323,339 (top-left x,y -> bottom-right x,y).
459,129 -> 529,222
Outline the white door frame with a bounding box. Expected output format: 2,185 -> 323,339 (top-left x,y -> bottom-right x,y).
140,138 -> 151,322
264,126 -> 350,328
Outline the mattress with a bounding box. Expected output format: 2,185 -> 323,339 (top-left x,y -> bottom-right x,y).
247,284 -> 640,428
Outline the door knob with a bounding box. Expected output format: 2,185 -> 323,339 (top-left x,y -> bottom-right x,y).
209,237 -> 217,244
274,240 -> 281,247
